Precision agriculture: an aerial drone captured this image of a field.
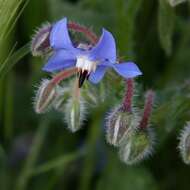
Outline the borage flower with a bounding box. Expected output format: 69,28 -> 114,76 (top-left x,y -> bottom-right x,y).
43,18 -> 142,87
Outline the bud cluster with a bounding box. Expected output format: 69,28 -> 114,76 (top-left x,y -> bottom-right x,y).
34,75 -> 87,133
106,80 -> 156,165
31,18 -> 157,165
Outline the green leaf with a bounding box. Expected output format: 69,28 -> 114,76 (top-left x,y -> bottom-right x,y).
158,0 -> 175,56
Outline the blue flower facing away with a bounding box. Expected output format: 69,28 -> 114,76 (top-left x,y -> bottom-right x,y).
43,17 -> 142,87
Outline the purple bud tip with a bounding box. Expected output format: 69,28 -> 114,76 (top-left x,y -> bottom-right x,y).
31,23 -> 52,56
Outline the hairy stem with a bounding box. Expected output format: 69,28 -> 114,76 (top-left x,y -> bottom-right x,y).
139,90 -> 155,129
50,68 -> 78,85
68,22 -> 98,45
122,79 -> 134,112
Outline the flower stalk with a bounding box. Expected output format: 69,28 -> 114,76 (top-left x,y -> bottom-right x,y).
122,79 -> 134,112
68,21 -> 98,44
50,68 -> 78,85
139,90 -> 155,129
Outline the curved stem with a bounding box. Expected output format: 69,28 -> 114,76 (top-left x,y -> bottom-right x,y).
68,22 -> 98,45
50,68 -> 78,85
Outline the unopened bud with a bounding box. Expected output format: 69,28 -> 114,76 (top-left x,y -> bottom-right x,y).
106,106 -> 140,147
31,23 -> 52,56
34,79 -> 57,113
119,128 -> 155,165
178,122 -> 190,164
64,97 -> 86,132
53,86 -> 69,111
168,0 -> 186,6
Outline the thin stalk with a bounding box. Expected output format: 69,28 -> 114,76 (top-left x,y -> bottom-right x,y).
50,67 -> 78,85
139,90 -> 155,129
68,22 -> 98,44
122,79 -> 134,112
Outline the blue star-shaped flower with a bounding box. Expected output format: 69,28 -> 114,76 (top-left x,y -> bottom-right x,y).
43,18 -> 142,87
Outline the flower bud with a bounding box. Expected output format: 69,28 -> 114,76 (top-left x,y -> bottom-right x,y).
178,122 -> 190,164
168,0 -> 186,6
119,128 -> 155,165
64,97 -> 86,132
31,23 -> 52,56
52,86 -> 69,111
106,106 -> 140,147
34,79 -> 57,113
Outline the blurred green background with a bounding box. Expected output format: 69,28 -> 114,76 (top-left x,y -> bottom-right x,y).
1,0 -> 190,190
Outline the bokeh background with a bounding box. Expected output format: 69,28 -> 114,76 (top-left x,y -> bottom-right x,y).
1,0 -> 190,190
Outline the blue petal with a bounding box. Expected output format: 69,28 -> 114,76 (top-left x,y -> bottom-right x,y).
88,66 -> 107,84
113,62 -> 142,78
89,29 -> 116,63
43,50 -> 76,72
50,17 -> 74,50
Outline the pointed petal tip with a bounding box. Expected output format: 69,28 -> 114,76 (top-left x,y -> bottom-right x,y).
113,62 -> 143,79
89,28 -> 116,62
50,17 -> 74,50
42,65 -> 52,72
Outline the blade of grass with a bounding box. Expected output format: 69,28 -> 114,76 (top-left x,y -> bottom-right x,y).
3,0 -> 30,41
0,0 -> 28,43
15,119 -> 50,190
28,150 -> 83,176
0,43 -> 30,80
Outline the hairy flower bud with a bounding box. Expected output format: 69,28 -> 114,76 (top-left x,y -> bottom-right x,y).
53,86 -> 69,111
106,106 -> 140,147
31,23 -> 52,56
119,128 -> 155,165
64,97 -> 86,133
34,79 -> 57,113
178,123 -> 190,164
168,0 -> 186,6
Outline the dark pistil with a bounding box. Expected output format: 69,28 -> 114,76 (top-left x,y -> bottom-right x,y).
78,70 -> 89,88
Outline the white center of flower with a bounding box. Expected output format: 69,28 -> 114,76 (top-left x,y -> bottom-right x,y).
76,56 -> 97,73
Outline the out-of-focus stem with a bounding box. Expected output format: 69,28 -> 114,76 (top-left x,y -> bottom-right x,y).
68,22 -> 98,45
139,90 -> 155,129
